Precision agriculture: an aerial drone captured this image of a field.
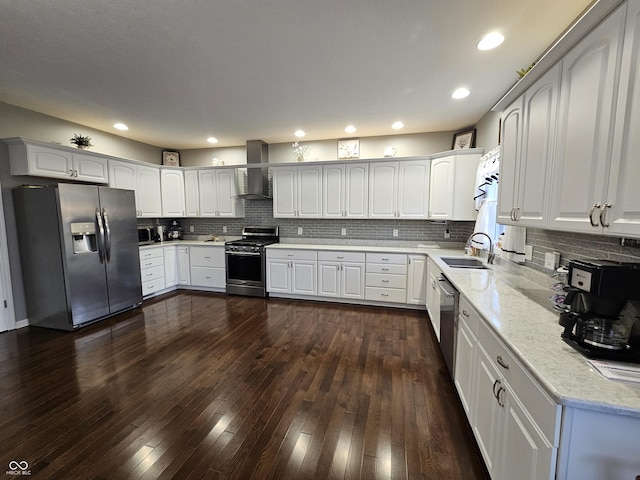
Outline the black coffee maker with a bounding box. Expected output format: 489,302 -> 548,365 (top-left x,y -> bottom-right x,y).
559,259 -> 640,362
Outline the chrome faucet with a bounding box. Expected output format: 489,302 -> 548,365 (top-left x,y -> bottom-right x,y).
466,232 -> 495,264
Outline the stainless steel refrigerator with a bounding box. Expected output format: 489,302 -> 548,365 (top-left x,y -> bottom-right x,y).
13,183 -> 142,330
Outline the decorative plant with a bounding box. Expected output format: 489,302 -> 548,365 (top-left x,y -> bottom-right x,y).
291,141 -> 310,162
70,134 -> 93,149
516,63 -> 536,79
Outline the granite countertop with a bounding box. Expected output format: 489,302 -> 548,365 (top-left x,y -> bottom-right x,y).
268,241 -> 640,417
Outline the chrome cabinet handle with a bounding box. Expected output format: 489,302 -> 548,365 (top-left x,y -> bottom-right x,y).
496,355 -> 510,370
497,385 -> 506,407
589,204 -> 601,227
600,203 -> 611,228
493,379 -> 501,398
514,207 -> 520,221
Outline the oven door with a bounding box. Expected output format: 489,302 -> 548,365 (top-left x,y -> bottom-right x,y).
225,251 -> 265,287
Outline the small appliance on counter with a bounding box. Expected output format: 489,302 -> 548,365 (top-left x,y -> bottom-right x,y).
559,259 -> 640,363
155,225 -> 167,242
168,220 -> 183,240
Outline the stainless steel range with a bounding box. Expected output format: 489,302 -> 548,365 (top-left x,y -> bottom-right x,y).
225,226 -> 279,297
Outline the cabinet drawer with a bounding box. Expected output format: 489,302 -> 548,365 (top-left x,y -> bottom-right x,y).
458,296 -> 480,335
140,256 -> 164,270
267,249 -> 318,261
141,265 -> 164,282
142,278 -> 165,295
366,252 -> 407,265
139,247 -> 164,261
478,321 -> 560,444
365,287 -> 407,303
365,273 -> 406,289
366,263 -> 407,275
190,266 -> 225,288
318,251 -> 365,262
189,246 -> 225,267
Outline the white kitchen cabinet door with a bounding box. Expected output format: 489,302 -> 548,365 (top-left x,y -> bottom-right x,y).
425,258 -> 441,335
406,255 -> 427,305
473,344 -> 504,479
184,170 -> 200,217
345,163 -> 369,218
454,314 -> 477,421
342,262 -> 365,299
548,6 -> 625,233
297,165 -> 322,218
161,169 -> 186,217
500,392 -> 556,480
272,167 -> 297,218
109,160 -> 137,191
198,170 -> 218,217
72,153 -> 109,183
137,165 -> 163,217
267,259 -> 292,293
291,260 -> 317,295
397,160 -> 430,219
497,98 -> 524,224
318,261 -> 341,297
22,144 -> 73,178
607,0 -> 640,237
215,169 -> 244,217
369,162 -> 398,218
177,246 -> 191,285
164,246 -> 178,288
429,156 -> 456,220
322,164 -> 346,218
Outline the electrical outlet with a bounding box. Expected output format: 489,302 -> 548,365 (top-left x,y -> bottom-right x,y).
341,228 -> 346,236
444,229 -> 450,239
223,226 -> 227,233
297,227 -> 303,235
393,229 -> 398,237
525,244 -> 533,261
189,225 -> 194,233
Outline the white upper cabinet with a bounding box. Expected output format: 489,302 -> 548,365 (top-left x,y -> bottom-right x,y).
160,169 -> 186,217
109,160 -> 161,217
429,153 -> 480,221
184,170 -> 200,217
548,5 -> 625,233
322,163 -> 368,218
272,165 -> 322,218
369,159 -> 430,219
607,0 -> 640,236
6,138 -> 109,183
498,64 -> 560,226
197,169 -> 244,218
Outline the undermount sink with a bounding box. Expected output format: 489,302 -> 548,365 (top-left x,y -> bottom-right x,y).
441,257 -> 488,269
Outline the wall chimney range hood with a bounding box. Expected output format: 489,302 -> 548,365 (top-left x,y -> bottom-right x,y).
237,140 -> 271,200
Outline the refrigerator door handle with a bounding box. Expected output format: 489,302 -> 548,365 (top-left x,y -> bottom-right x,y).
102,208 -> 112,263
95,208 -> 106,264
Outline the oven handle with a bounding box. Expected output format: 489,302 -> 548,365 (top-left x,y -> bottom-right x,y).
226,251 -> 262,256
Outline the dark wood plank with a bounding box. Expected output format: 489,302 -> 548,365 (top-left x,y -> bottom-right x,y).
0,292 -> 488,480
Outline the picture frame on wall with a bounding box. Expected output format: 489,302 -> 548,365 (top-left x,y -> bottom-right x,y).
452,129 -> 476,150
337,139 -> 360,159
162,150 -> 180,166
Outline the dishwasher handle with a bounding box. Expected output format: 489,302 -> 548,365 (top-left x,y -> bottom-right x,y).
437,277 -> 457,297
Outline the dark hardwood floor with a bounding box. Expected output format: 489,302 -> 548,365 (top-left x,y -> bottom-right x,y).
0,292 -> 488,479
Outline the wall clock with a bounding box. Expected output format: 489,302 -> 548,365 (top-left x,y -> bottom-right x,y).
162,150 -> 180,166
337,139 -> 360,159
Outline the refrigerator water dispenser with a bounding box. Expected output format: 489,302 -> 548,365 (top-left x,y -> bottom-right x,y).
70,222 -> 97,254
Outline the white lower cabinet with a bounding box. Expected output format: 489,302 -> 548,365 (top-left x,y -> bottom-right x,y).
455,298 -> 561,480
317,251 -> 365,300
266,249 -> 317,295
177,246 -> 191,285
189,246 -> 225,289
426,258 -> 442,337
406,254 -> 427,305
139,247 -> 166,296
164,246 -> 178,288
365,253 -> 407,303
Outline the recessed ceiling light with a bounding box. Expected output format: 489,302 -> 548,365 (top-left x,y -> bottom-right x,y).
113,123 -> 128,131
345,125 -> 357,134
452,88 -> 470,99
207,137 -> 218,144
391,121 -> 404,130
477,32 -> 504,51
294,129 -> 306,138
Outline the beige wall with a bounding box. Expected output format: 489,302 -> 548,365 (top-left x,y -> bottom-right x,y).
0,102 -> 163,163
474,109 -> 501,151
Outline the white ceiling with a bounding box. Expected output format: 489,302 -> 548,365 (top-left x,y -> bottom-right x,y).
0,0 -> 593,150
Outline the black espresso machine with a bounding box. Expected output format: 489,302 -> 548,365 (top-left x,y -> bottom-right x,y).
559,259 -> 640,362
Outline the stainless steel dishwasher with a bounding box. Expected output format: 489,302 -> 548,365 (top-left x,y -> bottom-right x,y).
437,275 -> 459,378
